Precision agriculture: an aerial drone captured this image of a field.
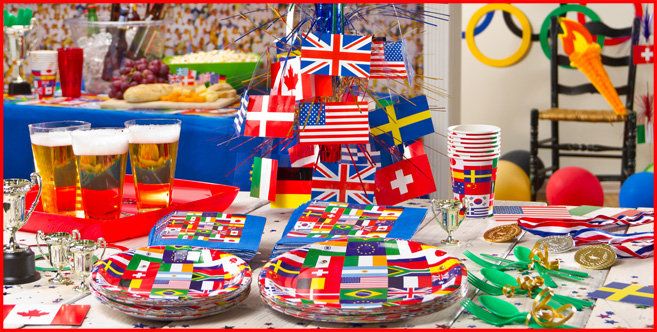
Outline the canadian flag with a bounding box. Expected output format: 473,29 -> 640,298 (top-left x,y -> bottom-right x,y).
271,57 -> 333,101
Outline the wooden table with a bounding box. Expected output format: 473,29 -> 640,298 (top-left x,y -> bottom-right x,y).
5,193 -> 653,328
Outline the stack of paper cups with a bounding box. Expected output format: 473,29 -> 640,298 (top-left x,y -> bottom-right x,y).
447,124 -> 501,219
29,50 -> 58,98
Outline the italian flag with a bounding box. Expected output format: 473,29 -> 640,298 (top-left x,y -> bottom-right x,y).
250,157 -> 278,201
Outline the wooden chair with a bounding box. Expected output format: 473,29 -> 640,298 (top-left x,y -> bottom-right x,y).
529,17 -> 640,200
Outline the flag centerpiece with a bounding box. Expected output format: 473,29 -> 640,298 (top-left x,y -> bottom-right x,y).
237,5 -> 439,207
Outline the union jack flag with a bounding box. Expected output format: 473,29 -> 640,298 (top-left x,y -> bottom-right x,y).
300,33 -> 372,78
312,161 -> 376,204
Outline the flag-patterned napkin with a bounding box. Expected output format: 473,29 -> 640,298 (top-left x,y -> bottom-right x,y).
148,211 -> 266,262
270,200 -> 427,258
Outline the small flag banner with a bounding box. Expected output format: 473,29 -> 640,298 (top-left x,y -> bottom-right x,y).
250,157 -> 278,201
271,167 -> 313,209
369,95 -> 434,147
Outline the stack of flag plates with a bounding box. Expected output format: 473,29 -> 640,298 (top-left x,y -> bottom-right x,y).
90,245 -> 251,321
259,238 -> 467,323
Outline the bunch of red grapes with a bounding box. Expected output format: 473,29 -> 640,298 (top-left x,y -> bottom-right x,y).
109,58 -> 170,99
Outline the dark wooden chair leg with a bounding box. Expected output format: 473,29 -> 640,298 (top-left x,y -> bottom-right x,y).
530,109 -> 539,201
623,112 -> 637,182
551,120 -> 560,172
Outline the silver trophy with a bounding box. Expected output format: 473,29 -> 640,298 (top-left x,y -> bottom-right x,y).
36,229 -> 80,285
3,172 -> 42,284
4,18 -> 37,95
68,237 -> 106,292
431,199 -> 465,245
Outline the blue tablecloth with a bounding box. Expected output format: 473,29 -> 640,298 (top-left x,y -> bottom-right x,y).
3,102 -> 256,190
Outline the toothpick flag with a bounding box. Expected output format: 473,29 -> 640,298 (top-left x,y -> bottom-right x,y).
370,38 -> 409,80
374,153 -> 436,205
312,161 -> 376,204
298,101 -> 370,144
369,95 -> 434,146
300,33 -> 373,78
250,157 -> 278,201
244,95 -> 296,138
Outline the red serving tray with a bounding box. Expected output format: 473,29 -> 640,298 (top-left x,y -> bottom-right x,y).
20,175 -> 239,243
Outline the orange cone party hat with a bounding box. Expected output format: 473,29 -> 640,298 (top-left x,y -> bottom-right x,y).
559,18 -> 626,116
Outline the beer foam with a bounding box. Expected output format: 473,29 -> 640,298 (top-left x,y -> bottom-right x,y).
71,129 -> 129,156
127,124 -> 180,144
30,131 -> 73,147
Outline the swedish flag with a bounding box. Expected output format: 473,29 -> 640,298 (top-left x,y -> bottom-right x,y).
369,95 -> 434,147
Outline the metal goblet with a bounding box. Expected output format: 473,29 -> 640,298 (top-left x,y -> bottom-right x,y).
431,199 -> 465,245
35,230 -> 81,285
68,237 -> 106,293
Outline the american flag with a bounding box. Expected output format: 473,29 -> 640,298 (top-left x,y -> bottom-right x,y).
298,102 -> 370,144
312,161 -> 376,204
369,39 -> 408,80
340,144 -> 381,167
300,33 -> 372,78
493,205 -> 572,222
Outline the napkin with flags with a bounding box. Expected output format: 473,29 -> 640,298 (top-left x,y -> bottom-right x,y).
270,200 -> 427,258
148,211 -> 266,262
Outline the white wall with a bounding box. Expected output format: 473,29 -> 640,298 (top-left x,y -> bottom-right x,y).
425,3 -> 461,199
460,3 -> 654,178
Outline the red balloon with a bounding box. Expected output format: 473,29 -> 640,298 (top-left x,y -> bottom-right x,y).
546,167 -> 604,206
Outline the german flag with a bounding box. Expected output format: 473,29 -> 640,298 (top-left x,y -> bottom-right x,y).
271,167 -> 313,208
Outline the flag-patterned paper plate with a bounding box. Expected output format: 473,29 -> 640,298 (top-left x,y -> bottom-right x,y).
90,245 -> 252,306
91,282 -> 250,321
259,238 -> 467,317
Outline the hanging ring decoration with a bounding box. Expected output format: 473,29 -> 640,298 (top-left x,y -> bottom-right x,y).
539,4 -> 604,69
503,11 -> 540,42
577,3 -> 643,46
466,4 -> 532,67
461,11 -> 495,39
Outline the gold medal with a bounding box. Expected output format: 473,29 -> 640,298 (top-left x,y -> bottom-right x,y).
574,245 -> 616,270
483,224 -> 522,243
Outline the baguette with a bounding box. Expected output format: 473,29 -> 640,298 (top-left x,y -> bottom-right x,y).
123,84 -> 174,103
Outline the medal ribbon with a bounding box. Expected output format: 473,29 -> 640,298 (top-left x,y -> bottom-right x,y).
518,213 -> 654,259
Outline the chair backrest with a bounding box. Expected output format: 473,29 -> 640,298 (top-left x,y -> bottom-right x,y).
549,16 -> 640,111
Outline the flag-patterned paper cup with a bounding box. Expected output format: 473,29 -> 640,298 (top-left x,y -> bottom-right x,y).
448,124 -> 501,137
448,146 -> 501,155
449,156 -> 498,219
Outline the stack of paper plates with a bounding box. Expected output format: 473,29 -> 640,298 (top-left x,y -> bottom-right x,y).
90,245 -> 251,321
259,238 -> 467,323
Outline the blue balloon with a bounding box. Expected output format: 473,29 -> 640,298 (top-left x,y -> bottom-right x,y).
619,172 -> 654,208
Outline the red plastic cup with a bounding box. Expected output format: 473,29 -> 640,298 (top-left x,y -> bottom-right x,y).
57,48 -> 84,98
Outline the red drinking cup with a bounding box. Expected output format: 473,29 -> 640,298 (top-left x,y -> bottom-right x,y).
57,48 -> 84,98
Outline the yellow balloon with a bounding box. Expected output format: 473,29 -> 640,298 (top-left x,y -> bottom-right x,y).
494,160 -> 531,201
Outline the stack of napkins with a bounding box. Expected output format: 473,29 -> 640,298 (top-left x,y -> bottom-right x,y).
270,200 -> 428,258
148,211 -> 266,262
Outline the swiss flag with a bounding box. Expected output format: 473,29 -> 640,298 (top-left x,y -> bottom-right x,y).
374,153 -> 436,205
271,57 -> 333,101
633,44 -> 654,64
244,95 -> 296,138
